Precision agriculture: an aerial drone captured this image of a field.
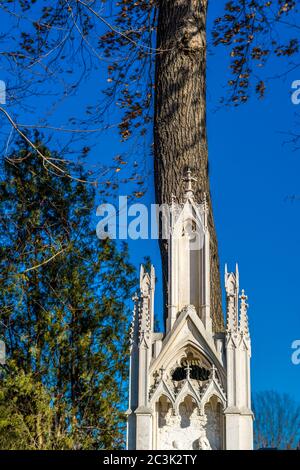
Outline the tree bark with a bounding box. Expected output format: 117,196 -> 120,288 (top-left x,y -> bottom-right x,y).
154,0 -> 224,332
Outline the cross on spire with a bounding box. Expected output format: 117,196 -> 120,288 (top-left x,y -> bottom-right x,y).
240,289 -> 248,302
210,364 -> 217,380
185,362 -> 192,380
159,366 -> 165,379
183,168 -> 197,199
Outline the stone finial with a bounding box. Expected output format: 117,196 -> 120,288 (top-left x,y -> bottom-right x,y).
185,363 -> 192,380
225,266 -> 239,333
150,264 -> 155,285
140,264 -> 145,284
129,292 -> 144,350
235,263 -> 239,285
240,289 -> 247,301
136,263 -> 156,347
210,364 -> 217,380
183,168 -> 197,200
225,269 -> 238,297
159,366 -> 165,380
239,289 -> 249,337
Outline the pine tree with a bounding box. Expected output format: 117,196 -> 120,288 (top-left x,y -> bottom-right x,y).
0,137 -> 136,449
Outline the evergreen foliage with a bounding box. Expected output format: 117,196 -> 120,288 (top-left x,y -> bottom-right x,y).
0,138 -> 136,449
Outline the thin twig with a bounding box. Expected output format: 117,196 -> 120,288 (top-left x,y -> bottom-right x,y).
0,106 -> 95,184
22,248 -> 67,274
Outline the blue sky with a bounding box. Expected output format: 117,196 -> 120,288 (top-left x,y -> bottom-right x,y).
0,2 -> 299,401
206,2 -> 300,399
208,71 -> 300,400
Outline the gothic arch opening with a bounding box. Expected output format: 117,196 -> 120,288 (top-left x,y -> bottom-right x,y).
156,394 -> 210,450
204,396 -> 224,450
157,395 -> 172,429
179,395 -> 196,429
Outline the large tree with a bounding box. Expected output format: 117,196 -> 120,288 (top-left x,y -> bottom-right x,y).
0,137 -> 136,449
154,1 -> 222,328
0,1 -> 298,331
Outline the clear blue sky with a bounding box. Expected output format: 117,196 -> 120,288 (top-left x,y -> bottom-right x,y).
208,67 -> 300,400
0,2 -> 299,401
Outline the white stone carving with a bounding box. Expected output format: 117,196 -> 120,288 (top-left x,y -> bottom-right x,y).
127,171 -> 253,451
205,400 -> 222,450
156,395 -> 213,450
198,429 -> 212,450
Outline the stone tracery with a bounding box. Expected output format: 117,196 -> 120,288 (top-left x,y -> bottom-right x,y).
150,348 -> 225,450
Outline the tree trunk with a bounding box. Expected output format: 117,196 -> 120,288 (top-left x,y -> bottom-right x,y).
154,0 -> 224,332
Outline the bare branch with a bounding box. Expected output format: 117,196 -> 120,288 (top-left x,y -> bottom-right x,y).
0,106 -> 95,184
21,248 -> 67,274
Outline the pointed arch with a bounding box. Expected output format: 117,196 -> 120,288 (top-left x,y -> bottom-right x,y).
149,380 -> 175,410
204,395 -> 225,450
201,379 -> 227,412
174,381 -> 201,414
